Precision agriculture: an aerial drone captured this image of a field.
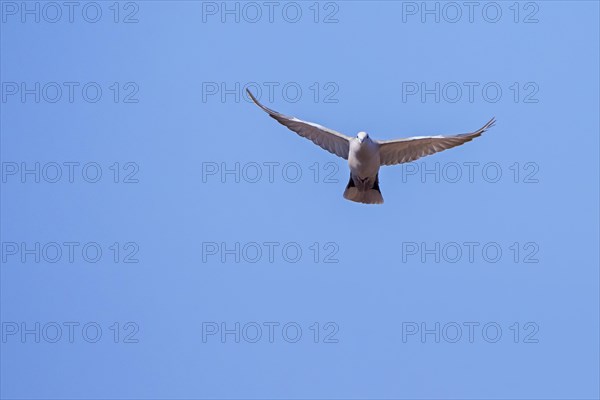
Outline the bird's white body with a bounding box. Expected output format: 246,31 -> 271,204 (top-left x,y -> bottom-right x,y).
246,88 -> 495,205
348,134 -> 380,180
345,134 -> 384,203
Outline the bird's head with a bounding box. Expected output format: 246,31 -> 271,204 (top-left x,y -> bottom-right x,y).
356,131 -> 369,143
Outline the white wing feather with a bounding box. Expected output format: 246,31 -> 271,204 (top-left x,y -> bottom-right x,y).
377,118 -> 496,166
247,89 -> 351,160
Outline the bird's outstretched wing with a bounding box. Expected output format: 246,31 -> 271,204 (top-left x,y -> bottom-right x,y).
247,89 -> 352,160
377,118 -> 496,166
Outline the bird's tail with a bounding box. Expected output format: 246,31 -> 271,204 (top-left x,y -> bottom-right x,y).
343,174 -> 384,204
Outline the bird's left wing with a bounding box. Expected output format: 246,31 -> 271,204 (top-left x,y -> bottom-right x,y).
247,89 -> 351,160
377,118 -> 495,166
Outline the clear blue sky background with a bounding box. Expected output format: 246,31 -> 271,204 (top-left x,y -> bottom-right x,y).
1,1 -> 599,399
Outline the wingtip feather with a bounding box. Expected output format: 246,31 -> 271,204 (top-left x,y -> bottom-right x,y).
479,117 -> 496,133
246,88 -> 277,115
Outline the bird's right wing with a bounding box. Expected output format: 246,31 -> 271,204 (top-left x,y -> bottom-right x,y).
377,118 -> 496,166
247,89 -> 351,160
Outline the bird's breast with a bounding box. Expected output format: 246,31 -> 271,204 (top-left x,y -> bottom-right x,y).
348,141 -> 380,175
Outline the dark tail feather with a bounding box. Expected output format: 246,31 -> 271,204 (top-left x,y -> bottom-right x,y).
343,174 -> 384,204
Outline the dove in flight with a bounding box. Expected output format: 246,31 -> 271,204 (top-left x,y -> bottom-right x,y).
247,89 -> 495,204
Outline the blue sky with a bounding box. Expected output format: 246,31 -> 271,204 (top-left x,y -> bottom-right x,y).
1,1 -> 599,399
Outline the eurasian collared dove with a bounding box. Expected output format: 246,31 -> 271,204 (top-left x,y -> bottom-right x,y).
247,89 -> 495,204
